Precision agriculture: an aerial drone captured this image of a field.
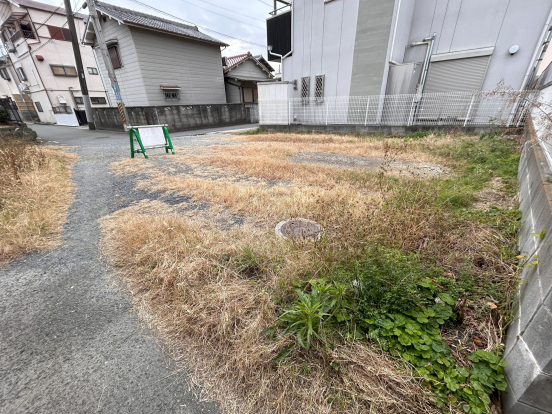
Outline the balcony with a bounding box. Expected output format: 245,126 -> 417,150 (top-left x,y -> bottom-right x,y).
10,29 -> 36,43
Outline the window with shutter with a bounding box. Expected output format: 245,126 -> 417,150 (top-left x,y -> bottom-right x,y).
108,46 -> 122,69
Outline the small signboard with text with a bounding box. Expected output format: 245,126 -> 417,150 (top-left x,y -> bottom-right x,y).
129,124 -> 175,159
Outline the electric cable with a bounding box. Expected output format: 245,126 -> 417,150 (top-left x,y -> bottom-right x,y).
127,0 -> 267,47
190,0 -> 264,22
177,0 -> 264,29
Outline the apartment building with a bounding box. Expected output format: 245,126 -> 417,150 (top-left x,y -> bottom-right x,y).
0,0 -> 109,124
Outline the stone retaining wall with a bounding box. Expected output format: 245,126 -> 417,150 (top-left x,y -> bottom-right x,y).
503,123 -> 552,413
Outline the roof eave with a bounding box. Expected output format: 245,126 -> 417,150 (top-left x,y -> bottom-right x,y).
124,21 -> 228,46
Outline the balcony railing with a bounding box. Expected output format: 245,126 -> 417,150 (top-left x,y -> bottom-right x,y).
9,29 -> 36,43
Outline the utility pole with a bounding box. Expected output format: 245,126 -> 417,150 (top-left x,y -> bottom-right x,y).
85,0 -> 130,130
63,0 -> 95,129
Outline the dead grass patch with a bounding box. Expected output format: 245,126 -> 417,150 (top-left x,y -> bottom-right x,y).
0,140 -> 77,263
102,131 -> 520,413
100,201 -> 440,414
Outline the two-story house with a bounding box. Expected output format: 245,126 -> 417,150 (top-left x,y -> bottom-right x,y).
0,0 -> 109,124
81,1 -> 228,107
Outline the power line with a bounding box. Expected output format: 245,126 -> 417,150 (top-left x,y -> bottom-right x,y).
257,0 -> 273,7
191,0 -> 264,22
178,0 -> 264,29
127,0 -> 266,47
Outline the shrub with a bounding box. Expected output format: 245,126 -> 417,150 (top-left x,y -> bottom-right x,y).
0,108 -> 10,124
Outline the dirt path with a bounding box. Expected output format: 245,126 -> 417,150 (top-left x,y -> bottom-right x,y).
0,124 -> 250,413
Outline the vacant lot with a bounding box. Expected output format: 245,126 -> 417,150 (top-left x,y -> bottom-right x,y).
0,137 -> 76,263
101,130 -> 520,413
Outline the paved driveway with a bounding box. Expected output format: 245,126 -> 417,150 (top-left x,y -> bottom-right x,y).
0,123 -> 255,413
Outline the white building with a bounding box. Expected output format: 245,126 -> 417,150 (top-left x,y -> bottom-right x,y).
267,0 -> 552,100
0,0 -> 109,124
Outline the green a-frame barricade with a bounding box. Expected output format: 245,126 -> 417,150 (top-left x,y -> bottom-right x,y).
129,124 -> 175,159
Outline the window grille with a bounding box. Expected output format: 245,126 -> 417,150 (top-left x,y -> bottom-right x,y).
74,97 -> 84,104
314,75 -> 325,103
34,101 -> 43,112
164,91 -> 180,100
301,76 -> 310,103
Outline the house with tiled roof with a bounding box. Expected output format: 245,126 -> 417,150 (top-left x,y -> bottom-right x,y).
223,52 -> 274,103
81,1 -> 228,106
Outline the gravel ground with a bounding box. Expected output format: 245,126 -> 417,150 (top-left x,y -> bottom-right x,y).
0,123 -> 255,414
289,151 -> 448,177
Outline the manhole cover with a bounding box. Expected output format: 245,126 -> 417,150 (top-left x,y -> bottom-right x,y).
275,218 -> 324,241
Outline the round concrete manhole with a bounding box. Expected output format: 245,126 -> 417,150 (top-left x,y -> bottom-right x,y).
275,218 -> 324,241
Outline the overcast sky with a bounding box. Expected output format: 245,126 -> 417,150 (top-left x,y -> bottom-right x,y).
43,0 -> 277,68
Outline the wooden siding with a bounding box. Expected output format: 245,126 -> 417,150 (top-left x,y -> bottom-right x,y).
130,27 -> 226,106
99,19 -> 148,106
225,80 -> 241,103
226,59 -> 270,81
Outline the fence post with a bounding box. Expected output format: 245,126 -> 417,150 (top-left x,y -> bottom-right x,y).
464,94 -> 475,127
325,102 -> 329,125
364,97 -> 370,126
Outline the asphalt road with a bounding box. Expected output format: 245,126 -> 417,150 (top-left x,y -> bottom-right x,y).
0,123 -> 256,414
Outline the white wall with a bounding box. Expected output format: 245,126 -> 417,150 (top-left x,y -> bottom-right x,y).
399,0 -> 552,91
282,0 -> 360,99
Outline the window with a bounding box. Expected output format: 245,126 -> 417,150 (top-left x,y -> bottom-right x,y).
301,76 -> 310,103
87,67 -> 98,75
74,97 -> 84,104
314,75 -> 325,103
15,67 -> 27,81
0,68 -> 10,80
52,106 -> 72,114
108,46 -> 121,69
90,97 -> 107,104
34,101 -> 43,112
51,65 -> 77,77
47,25 -> 72,41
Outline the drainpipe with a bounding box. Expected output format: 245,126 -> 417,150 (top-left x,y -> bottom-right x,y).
267,0 -> 293,81
388,0 -> 402,66
410,33 -> 435,123
411,33 -> 436,95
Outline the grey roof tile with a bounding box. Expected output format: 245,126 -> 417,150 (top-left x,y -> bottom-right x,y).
95,1 -> 227,46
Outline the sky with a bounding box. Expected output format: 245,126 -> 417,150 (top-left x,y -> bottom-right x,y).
42,0 -> 278,69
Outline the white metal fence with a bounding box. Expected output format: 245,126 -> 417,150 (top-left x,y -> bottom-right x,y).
259,90 -> 537,127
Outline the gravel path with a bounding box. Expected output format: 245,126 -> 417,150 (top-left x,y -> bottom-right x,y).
0,123 -> 254,414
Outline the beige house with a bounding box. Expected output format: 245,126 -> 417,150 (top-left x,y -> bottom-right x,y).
0,0 -> 109,124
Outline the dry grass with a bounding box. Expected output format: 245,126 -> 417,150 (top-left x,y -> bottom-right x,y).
102,131 -> 519,413
0,140 -> 77,263
100,201 -> 440,414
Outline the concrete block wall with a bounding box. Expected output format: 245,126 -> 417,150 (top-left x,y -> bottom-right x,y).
504,125 -> 552,413
93,103 -> 259,132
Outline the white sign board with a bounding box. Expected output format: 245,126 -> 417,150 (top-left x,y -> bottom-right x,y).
138,126 -> 165,147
